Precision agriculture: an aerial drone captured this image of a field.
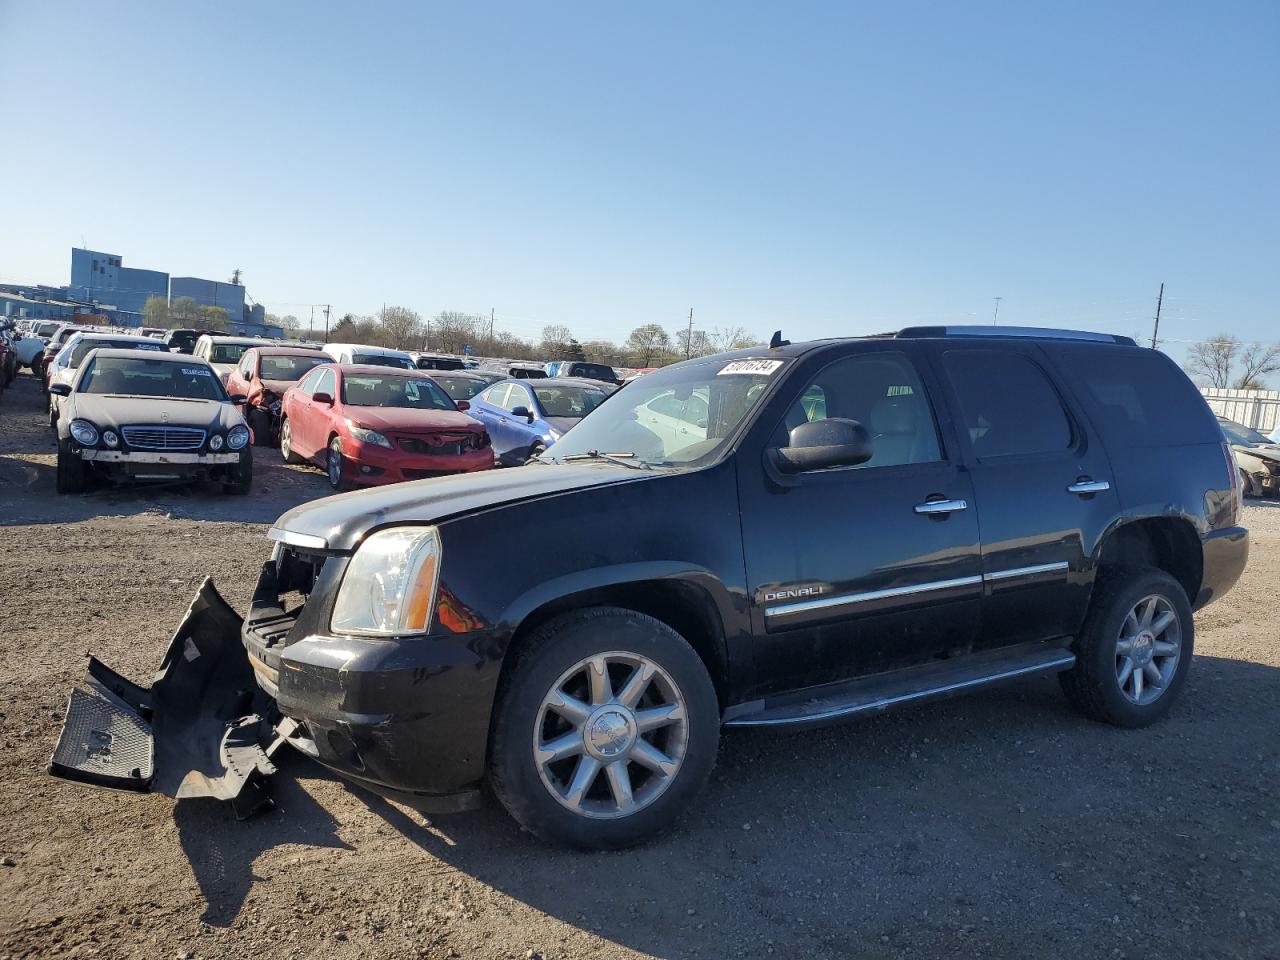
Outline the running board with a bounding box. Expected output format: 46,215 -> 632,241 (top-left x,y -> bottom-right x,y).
724,642 -> 1075,729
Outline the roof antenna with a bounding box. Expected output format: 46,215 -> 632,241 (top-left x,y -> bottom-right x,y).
769,330 -> 790,349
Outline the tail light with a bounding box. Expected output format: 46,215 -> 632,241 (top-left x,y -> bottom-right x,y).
1222,440 -> 1242,520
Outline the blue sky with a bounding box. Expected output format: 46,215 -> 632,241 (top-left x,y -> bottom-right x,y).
1,1 -> 1276,355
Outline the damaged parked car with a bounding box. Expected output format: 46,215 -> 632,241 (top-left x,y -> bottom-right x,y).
49,327 -> 1248,848
48,348 -> 253,495
1219,415 -> 1280,498
224,346 -> 332,447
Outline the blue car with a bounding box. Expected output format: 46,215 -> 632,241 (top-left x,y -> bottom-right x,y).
468,377 -> 610,465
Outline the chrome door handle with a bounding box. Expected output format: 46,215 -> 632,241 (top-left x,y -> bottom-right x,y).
1067,479 -> 1111,495
914,498 -> 968,515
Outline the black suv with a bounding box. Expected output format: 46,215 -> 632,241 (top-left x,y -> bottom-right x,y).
54,327 -> 1249,848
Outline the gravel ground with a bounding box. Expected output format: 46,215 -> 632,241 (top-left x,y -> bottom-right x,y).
1,370 -> 1277,960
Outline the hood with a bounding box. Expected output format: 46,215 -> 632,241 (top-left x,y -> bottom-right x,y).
1236,443 -> 1280,463
344,406 -> 482,434
545,416 -> 580,437
69,395 -> 242,432
272,461 -> 651,551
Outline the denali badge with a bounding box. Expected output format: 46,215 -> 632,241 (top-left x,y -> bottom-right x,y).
763,585 -> 827,602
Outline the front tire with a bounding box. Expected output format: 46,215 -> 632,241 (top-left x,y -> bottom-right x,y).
1060,567 -> 1193,728
326,436 -> 349,490
250,407 -> 274,447
55,439 -> 86,494
221,448 -> 253,495
48,396 -> 59,429
488,607 -> 719,849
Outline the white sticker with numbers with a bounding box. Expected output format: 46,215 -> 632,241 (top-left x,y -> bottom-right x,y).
717,359 -> 784,376
182,367 -> 212,376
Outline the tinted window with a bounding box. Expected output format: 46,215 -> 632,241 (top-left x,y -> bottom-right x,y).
532,384 -> 608,419
567,363 -> 616,381
260,354 -> 329,381
353,353 -> 413,369
776,352 -> 941,468
210,343 -> 251,363
431,375 -> 486,401
80,357 -> 225,401
1053,344 -> 1222,447
943,351 -> 1071,458
69,339 -> 163,367
341,375 -> 455,410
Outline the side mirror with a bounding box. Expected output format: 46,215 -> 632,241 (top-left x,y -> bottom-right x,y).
772,418 -> 872,474
511,405 -> 534,422
312,392 -> 334,405
229,394 -> 248,405
455,400 -> 471,412
48,383 -> 71,397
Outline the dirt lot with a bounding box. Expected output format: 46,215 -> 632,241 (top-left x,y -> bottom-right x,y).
0,369 -> 1277,960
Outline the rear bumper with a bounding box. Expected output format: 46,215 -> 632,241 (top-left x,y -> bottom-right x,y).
241,559 -> 494,808
1194,525 -> 1249,610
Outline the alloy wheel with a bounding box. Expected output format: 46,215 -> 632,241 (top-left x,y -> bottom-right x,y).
280,420 -> 293,459
533,652 -> 689,819
1115,594 -> 1181,706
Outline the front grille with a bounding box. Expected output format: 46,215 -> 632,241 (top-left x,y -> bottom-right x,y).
120,425 -> 207,450
398,433 -> 476,456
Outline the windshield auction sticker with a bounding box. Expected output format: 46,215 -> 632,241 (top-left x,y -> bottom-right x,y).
182,367 -> 213,376
718,359 -> 784,376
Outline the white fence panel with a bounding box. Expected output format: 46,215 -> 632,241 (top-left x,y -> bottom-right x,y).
1200,388 -> 1280,433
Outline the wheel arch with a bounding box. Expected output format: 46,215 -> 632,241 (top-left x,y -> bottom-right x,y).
497,565 -> 734,710
1094,517 -> 1203,606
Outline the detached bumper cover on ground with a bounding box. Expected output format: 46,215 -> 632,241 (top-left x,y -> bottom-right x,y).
48,579 -> 282,818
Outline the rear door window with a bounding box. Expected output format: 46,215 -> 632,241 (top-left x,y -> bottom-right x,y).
942,351 -> 1072,459
1051,344 -> 1221,447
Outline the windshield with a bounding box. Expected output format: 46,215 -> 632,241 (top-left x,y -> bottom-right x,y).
168,331 -> 199,349
210,343 -> 251,363
532,384 -> 608,419
36,322 -> 61,337
79,356 -> 227,400
569,363 -> 616,381
542,357 -> 781,465
431,375 -> 487,401
353,353 -> 413,369
260,354 -> 329,380
1220,419 -> 1271,446
70,339 -> 164,368
341,374 -> 455,410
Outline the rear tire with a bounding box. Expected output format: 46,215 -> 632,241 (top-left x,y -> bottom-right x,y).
221,448 -> 253,495
488,607 -> 719,849
280,418 -> 303,463
1060,567 -> 1193,728
55,439 -> 86,494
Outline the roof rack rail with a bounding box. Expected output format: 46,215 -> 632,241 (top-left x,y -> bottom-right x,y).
896,325 -> 1136,346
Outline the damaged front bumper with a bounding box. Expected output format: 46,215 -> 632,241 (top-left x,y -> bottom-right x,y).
48,579 -> 284,819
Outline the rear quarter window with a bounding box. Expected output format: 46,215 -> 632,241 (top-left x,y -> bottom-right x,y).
1051,344 -> 1221,447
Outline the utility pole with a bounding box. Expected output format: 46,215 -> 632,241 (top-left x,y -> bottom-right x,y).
992,297 -> 1002,325
685,307 -> 694,359
309,304 -> 314,337
426,314 -> 432,351
489,308 -> 495,342
323,304 -> 331,340
1150,282 -> 1164,349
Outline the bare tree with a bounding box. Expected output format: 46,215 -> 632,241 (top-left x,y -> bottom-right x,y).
380,306 -> 422,349
625,324 -> 673,367
540,324 -> 574,357
1234,341 -> 1280,390
1184,334 -> 1239,389
707,326 -> 761,352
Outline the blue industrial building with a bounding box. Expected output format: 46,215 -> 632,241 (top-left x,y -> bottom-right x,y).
67,248 -> 169,325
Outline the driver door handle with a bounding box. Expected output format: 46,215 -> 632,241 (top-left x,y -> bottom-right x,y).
1067,479 -> 1111,495
914,498 -> 968,515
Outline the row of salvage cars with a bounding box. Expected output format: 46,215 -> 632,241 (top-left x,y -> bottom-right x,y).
44,332 -> 616,495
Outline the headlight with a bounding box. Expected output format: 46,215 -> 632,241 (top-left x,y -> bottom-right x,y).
103,430 -> 119,448
69,420 -> 99,446
227,424 -> 250,450
346,420 -> 391,448
210,434 -> 224,451
331,526 -> 442,636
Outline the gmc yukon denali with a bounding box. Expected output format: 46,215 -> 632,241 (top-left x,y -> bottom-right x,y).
51,327 -> 1249,848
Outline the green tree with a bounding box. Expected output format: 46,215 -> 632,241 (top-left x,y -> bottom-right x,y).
142,294 -> 169,328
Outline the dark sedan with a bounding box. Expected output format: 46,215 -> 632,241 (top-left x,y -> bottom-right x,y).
48,348 -> 253,494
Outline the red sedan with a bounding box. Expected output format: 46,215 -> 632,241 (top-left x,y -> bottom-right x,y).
279,364 -> 494,489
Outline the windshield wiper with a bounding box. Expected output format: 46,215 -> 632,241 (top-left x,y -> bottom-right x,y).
559,450 -> 651,470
